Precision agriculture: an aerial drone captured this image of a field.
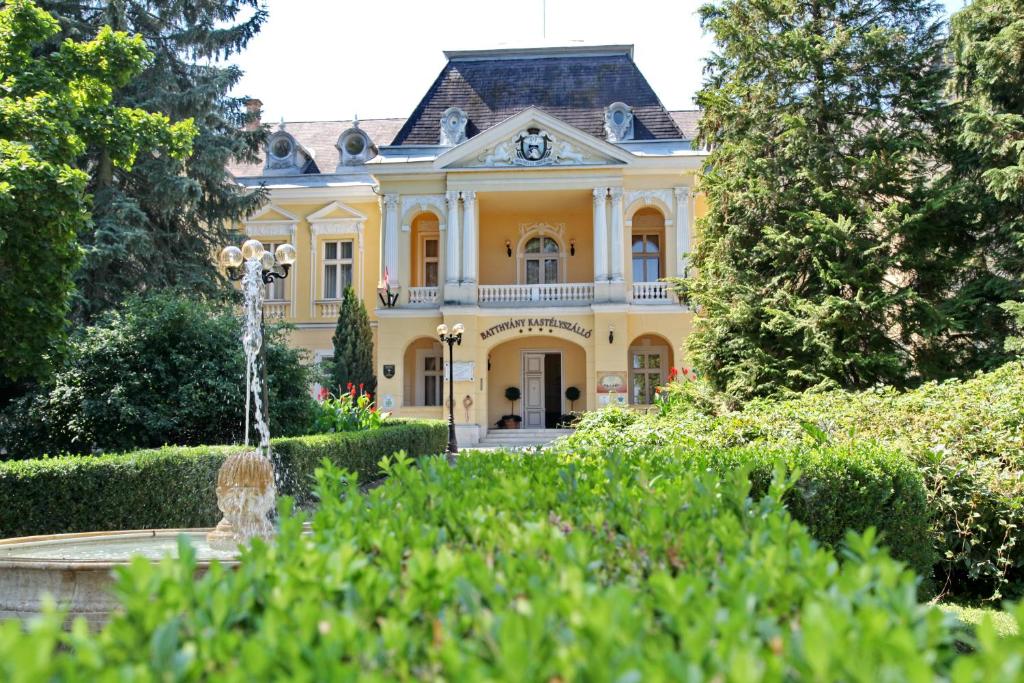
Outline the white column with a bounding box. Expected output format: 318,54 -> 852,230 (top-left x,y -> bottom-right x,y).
609,188 -> 624,282
593,187 -> 608,282
674,186 -> 692,277
461,190 -> 477,283
445,190 -> 461,285
383,194 -> 400,286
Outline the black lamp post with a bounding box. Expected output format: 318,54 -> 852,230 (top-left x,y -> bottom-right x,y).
220,239 -> 296,439
437,322 -> 464,463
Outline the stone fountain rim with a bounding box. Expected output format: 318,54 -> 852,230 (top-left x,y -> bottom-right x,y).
0,528 -> 239,570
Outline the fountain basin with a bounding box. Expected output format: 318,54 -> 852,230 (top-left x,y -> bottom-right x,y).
0,529 -> 237,626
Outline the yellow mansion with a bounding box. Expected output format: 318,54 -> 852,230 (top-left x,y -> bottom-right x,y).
228,44 -> 708,445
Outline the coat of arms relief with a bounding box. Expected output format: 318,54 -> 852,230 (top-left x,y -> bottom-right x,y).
477,127 -> 597,167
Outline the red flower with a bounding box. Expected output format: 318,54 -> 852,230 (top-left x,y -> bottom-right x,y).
350,387 -> 357,398
317,386 -> 329,401
668,367 -> 679,381
369,406 -> 377,413
359,383 -> 365,392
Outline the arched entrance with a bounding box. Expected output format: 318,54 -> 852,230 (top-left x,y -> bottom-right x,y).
486,335 -> 588,429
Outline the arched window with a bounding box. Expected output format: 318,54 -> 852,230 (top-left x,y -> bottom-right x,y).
524,236 -> 559,285
628,335 -> 673,405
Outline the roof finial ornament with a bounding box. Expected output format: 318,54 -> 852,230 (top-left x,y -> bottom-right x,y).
353,114 -> 360,129
277,116 -> 286,131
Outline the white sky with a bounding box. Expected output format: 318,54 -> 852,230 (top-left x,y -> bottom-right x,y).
231,0 -> 968,124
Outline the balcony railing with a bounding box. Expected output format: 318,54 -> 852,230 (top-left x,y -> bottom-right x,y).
317,299 -> 341,318
478,282 -> 595,305
408,286 -> 439,306
631,281 -> 678,304
263,301 -> 291,320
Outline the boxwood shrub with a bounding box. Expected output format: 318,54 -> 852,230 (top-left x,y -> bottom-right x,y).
563,362 -> 1024,600
554,442 -> 935,585
1,450 -> 1019,679
0,419 -> 447,538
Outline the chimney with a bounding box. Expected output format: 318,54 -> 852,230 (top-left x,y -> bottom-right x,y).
244,98 -> 263,131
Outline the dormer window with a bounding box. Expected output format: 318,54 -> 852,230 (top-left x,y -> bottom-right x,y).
440,106 -> 468,146
604,102 -> 634,142
264,125 -> 311,175
336,121 -> 377,167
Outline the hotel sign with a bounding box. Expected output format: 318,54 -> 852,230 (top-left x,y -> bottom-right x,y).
479,318 -> 593,341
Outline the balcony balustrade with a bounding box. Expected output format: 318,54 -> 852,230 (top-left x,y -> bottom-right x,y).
631,281 -> 678,304
478,282 -> 595,306
263,301 -> 291,320
317,300 -> 341,318
408,286 -> 439,306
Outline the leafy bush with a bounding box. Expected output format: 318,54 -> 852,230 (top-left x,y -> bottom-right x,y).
0,419 -> 446,538
554,440 -> 934,583
314,383 -> 388,433
2,450 -> 1021,679
0,291 -> 317,459
563,362 -> 1024,600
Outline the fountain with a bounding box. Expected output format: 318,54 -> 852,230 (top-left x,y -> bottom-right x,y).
0,239 -> 295,625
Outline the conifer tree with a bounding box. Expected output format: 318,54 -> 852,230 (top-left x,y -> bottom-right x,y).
914,0 -> 1024,374
39,0 -> 268,320
681,0 -> 949,399
330,288 -> 376,395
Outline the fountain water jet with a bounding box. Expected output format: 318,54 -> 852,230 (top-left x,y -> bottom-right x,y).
207,253 -> 277,550
0,239 -> 295,625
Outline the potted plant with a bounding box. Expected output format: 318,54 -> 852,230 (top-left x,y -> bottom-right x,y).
565,386 -> 581,412
501,386 -> 522,429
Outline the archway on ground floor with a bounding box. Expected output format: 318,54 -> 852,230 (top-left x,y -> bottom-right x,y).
403,337 -> 444,407
628,333 -> 675,406
486,335 -> 588,429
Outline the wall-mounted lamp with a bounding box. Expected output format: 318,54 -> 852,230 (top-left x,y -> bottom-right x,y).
505,240 -> 512,257
570,238 -> 576,256
608,325 -> 615,344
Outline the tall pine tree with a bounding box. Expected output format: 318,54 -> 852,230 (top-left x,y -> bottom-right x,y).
330,287 -> 376,395
915,0 -> 1024,373
40,0 -> 268,320
682,0 -> 950,399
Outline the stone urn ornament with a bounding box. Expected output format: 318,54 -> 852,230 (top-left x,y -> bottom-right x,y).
207,450 -> 276,550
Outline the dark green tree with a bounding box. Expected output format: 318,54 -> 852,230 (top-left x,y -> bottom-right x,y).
39,0 -> 268,320
329,287 -> 376,395
0,0 -> 194,392
0,291 -> 314,458
914,0 -> 1024,374
679,0 -> 950,399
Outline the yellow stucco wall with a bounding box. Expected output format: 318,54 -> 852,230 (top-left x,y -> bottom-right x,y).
239,165 -> 707,434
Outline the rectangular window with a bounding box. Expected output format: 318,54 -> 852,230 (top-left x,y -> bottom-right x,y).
630,349 -> 665,404
423,354 -> 443,406
323,240 -> 353,299
423,237 -> 439,287
632,233 -> 661,282
263,242 -> 287,301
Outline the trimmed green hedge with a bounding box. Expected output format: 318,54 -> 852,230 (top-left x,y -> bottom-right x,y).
556,442 -> 935,585
3,451 -> 1020,679
0,419 -> 447,538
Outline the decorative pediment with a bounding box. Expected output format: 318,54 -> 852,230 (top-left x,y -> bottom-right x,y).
244,204 -> 299,237
433,107 -> 633,170
306,201 -> 367,236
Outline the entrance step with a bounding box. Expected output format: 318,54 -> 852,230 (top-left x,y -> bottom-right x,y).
474,428 -> 574,450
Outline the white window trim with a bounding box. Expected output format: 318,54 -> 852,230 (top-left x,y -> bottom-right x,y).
515,223 -> 568,285
320,238 -> 355,301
